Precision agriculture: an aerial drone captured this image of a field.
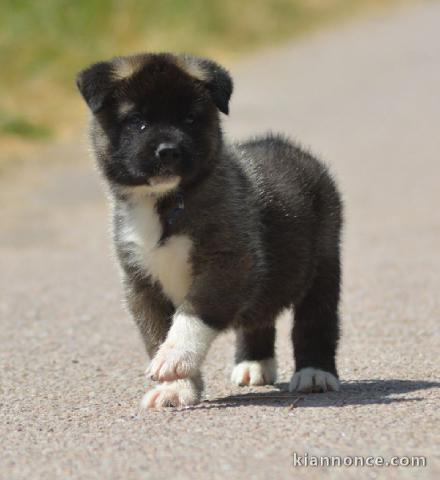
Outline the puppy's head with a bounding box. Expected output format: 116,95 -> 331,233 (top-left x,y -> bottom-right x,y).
76,53 -> 233,194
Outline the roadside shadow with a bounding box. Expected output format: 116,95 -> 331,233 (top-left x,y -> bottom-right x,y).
191,379 -> 440,410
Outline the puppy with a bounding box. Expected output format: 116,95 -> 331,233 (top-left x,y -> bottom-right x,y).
76,53 -> 343,408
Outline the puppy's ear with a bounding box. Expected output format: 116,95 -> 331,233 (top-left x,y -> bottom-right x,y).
200,58 -> 233,115
179,55 -> 233,115
76,61 -> 115,114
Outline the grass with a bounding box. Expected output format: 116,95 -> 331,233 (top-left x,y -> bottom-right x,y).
1,0 -> 403,147
0,114 -> 52,140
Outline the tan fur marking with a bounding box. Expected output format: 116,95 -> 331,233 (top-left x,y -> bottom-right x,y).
118,101 -> 134,116
175,57 -> 207,82
113,56 -> 143,80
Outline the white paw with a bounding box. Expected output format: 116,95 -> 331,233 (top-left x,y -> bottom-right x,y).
147,342 -> 198,382
231,359 -> 277,386
289,367 -> 340,393
147,312 -> 217,382
140,378 -> 201,409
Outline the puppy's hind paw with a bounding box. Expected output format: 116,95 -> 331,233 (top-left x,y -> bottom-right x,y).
289,367 -> 339,393
140,377 -> 202,409
231,358 -> 277,386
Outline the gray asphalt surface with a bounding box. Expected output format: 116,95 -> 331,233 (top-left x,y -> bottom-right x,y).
1,2 -> 439,479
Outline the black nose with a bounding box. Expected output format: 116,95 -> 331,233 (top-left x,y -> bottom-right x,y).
155,143 -> 181,164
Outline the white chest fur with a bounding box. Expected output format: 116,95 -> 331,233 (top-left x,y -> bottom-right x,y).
119,194 -> 193,306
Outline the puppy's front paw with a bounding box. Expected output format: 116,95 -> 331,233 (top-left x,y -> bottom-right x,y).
289,367 -> 339,393
231,358 -> 276,386
141,378 -> 201,409
148,343 -> 198,382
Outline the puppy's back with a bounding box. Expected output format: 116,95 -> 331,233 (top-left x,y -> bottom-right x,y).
235,134 -> 342,297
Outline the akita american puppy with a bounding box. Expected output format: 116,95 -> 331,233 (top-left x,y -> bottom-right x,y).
77,53 -> 343,408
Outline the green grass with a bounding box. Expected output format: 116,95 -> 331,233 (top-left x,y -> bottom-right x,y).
0,114 -> 52,140
0,0 -> 400,143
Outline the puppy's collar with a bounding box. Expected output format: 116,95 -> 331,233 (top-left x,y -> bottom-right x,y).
166,191 -> 184,226
158,191 -> 185,245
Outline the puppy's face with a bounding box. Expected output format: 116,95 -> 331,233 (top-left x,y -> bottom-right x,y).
76,53 -> 233,193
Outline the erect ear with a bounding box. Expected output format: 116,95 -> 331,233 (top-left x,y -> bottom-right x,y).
178,55 -> 233,115
76,61 -> 115,114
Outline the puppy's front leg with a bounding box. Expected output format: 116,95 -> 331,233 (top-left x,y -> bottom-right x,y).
124,277 -> 173,359
148,304 -> 219,382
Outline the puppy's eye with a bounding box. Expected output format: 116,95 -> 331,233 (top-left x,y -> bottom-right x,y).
126,114 -> 148,132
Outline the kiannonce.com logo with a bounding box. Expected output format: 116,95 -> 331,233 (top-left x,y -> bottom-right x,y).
292,452 -> 427,468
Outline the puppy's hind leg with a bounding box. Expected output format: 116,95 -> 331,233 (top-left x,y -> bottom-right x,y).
290,256 -> 341,393
231,326 -> 277,386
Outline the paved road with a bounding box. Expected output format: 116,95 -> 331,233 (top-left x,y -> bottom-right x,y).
1,2 -> 439,479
